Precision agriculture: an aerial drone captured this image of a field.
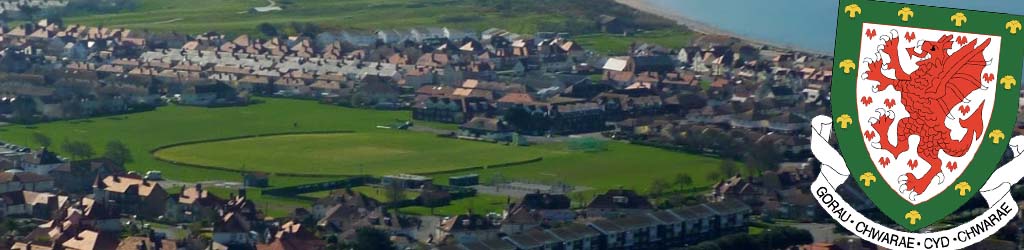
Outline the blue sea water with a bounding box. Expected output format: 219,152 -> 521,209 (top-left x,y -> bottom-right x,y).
645,0 -> 1024,53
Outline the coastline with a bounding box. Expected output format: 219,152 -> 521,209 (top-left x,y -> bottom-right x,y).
615,0 -> 833,56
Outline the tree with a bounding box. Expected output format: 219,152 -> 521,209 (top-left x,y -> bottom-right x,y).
706,171 -> 723,182
103,140 -> 133,165
383,180 -> 406,207
674,173 -> 693,192
61,140 -> 94,160
758,226 -> 813,250
257,23 -> 279,37
648,178 -> 670,197
685,241 -> 721,250
746,139 -> 782,173
502,107 -> 532,133
720,159 -> 740,178
352,227 -> 395,250
18,4 -> 41,20
31,132 -> 51,148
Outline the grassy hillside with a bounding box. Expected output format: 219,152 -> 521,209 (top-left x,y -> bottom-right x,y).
59,0 -> 689,55
63,0 -> 566,35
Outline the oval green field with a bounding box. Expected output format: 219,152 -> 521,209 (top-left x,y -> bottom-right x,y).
152,132 -> 548,175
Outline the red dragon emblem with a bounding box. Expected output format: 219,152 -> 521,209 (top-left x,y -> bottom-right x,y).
863,33 -> 990,198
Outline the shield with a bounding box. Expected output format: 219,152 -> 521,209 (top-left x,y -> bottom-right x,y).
832,0 -> 1024,231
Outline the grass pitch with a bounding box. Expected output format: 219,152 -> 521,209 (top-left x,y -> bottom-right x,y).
0,98 -> 737,215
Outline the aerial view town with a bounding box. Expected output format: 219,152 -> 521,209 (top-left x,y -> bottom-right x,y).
0,0 -> 1020,249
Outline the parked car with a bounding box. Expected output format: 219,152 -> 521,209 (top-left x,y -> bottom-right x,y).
145,171 -> 163,180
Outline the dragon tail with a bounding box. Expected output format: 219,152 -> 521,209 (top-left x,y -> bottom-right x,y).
946,101 -> 985,157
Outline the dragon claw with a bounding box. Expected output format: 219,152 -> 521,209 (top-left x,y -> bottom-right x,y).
886,110 -> 895,118
868,117 -> 878,124
871,142 -> 881,149
862,72 -> 870,80
899,184 -> 908,194
935,172 -> 944,185
898,175 -> 908,184
881,35 -> 890,42
871,84 -> 879,92
947,113 -> 955,120
909,191 -> 918,201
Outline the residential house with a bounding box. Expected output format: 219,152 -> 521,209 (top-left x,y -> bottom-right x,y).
585,189 -> 655,218
16,147 -> 66,175
214,211 -> 257,248
503,228 -> 564,250
593,90 -> 663,121
256,221 -> 326,250
51,158 -> 124,194
413,85 -> 493,124
437,213 -> 500,243
587,215 -> 661,249
0,190 -> 67,219
703,199 -> 752,235
546,223 -> 604,250
165,183 -> 225,223
92,173 -> 168,218
501,192 -> 575,234
116,235 -> 178,250
0,170 -> 54,193
459,117 -> 514,142
669,205 -> 716,243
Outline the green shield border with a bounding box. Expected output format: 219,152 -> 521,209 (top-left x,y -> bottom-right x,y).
832,0 -> 1024,231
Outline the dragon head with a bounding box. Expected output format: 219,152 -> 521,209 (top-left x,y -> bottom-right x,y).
906,34 -> 953,62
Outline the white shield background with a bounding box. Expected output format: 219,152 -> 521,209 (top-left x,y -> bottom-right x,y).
855,23 -> 1001,205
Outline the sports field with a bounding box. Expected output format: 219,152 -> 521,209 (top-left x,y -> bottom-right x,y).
153,132 -> 548,176
0,98 -> 737,214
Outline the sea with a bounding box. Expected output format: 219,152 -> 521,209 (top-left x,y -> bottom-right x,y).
645,0 -> 1024,54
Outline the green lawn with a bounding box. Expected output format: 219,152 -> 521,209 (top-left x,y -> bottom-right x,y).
577,29 -> 695,55
302,186 -> 507,217
400,193 -> 509,216
432,142 -> 731,193
302,186 -> 420,202
154,132 -> 545,176
63,0 -> 567,36
0,98 -> 739,214
0,98 -> 407,187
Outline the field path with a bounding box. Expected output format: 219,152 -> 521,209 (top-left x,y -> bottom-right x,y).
238,0 -> 280,14
147,18 -> 183,25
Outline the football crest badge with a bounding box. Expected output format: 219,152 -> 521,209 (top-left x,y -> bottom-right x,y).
815,0 -> 1024,249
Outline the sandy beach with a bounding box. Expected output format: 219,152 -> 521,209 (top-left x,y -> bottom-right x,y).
615,0 -> 832,56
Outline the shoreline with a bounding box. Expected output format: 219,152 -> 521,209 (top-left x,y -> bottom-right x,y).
615,0 -> 833,56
